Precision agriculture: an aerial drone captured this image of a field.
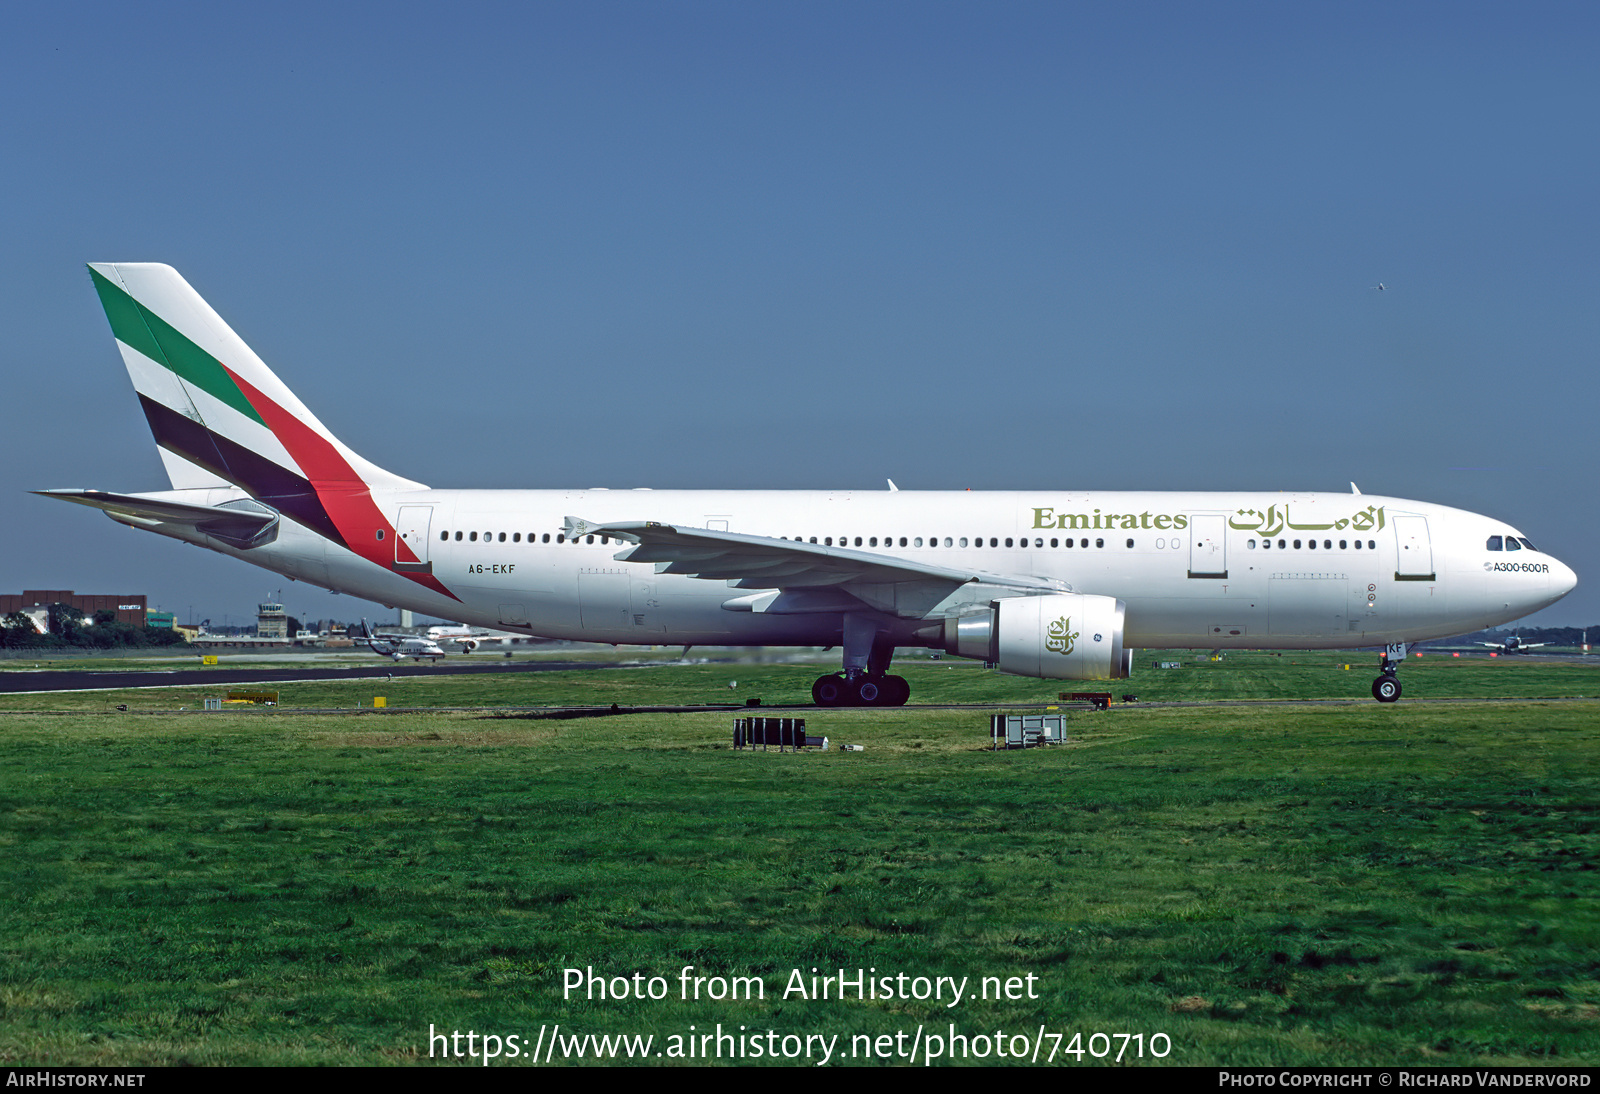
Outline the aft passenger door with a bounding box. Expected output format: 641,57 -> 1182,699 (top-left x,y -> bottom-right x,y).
394,505 -> 434,574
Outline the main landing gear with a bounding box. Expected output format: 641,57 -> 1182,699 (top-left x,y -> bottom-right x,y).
812,672 -> 910,707
812,613 -> 911,707
1371,642 -> 1407,703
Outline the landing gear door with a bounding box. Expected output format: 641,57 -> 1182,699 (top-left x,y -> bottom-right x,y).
1188,514 -> 1227,578
394,505 -> 434,574
1393,516 -> 1434,580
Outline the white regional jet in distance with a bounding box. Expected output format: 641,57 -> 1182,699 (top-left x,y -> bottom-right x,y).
38,264 -> 1578,705
353,621 -> 447,661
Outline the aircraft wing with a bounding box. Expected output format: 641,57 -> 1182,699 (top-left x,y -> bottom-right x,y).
566,517 -> 1071,619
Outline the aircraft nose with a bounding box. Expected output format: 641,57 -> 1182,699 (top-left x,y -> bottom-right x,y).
1552,556 -> 1579,600
1526,554 -> 1580,615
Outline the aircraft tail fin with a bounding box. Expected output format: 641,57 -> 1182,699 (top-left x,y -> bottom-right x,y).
88,262 -> 425,545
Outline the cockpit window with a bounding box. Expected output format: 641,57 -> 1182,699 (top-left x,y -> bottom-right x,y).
1505,537 -> 1521,552
1486,535 -> 1503,551
1518,538 -> 1539,552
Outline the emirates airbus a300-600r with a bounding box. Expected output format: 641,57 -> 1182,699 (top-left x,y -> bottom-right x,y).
40,264 -> 1576,705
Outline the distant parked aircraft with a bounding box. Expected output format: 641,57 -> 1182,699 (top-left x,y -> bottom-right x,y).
425,624 -> 524,652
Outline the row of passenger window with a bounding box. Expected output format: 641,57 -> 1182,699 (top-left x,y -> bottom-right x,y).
428,529 -> 1538,557
782,535 -> 1131,549
439,531 -> 605,544
431,530 -> 1381,553
434,530 -> 1143,549
1248,538 -> 1377,551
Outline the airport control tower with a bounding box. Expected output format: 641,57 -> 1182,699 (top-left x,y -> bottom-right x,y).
257,600 -> 287,641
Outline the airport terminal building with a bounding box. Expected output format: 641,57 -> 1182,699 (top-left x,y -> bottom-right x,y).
1,591 -> 147,628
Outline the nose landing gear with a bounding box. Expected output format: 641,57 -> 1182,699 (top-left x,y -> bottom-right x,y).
1372,674 -> 1402,702
1371,642 -> 1407,703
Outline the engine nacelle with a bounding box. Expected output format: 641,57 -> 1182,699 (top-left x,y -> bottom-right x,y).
941,593 -> 1130,680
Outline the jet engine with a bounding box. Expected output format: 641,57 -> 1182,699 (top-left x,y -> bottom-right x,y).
940,593 -> 1130,680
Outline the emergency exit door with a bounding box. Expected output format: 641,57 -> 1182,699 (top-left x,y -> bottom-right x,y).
1188,514 -> 1227,578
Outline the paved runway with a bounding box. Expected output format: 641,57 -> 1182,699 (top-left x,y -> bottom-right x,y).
0,659 -> 631,694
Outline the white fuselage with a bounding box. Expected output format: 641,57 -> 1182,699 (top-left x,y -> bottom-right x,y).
137,487 -> 1576,653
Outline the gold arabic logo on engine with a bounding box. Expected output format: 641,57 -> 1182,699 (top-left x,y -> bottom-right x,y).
1046,615 -> 1078,656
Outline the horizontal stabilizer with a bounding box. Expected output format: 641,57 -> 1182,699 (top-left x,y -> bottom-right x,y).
35,489 -> 280,550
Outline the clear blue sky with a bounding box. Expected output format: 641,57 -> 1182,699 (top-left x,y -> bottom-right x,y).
4,2 -> 1596,630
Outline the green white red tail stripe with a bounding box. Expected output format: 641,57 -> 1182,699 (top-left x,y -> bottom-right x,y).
88,263 -> 456,601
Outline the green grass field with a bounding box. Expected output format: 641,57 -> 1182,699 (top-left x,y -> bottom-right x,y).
3,647 -> 1599,713
1,653 -> 1596,1066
